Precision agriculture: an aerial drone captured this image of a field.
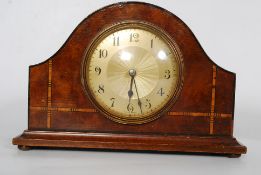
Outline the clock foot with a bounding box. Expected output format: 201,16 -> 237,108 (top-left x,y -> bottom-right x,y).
227,154 -> 241,158
18,145 -> 31,151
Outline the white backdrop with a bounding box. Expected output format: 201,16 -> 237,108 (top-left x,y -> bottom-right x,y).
0,0 -> 260,174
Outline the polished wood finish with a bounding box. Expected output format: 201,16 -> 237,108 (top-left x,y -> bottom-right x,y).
13,2 -> 246,157
13,130 -> 246,156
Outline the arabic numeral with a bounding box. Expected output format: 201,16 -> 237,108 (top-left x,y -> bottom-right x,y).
127,103 -> 134,113
157,88 -> 165,96
130,33 -> 139,42
164,70 -> 170,79
145,99 -> 151,109
110,98 -> 115,107
99,49 -> 108,58
95,66 -> 101,75
113,36 -> 119,46
98,84 -> 104,94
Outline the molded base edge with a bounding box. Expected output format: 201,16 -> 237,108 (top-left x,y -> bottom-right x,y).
13,130 -> 247,157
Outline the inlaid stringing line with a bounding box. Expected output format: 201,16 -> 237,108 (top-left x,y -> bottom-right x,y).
168,112 -> 231,118
31,106 -> 231,118
31,107 -> 96,113
47,60 -> 52,128
210,65 -> 217,134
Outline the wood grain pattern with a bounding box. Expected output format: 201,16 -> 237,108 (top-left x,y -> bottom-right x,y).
13,130 -> 246,156
12,2 -> 246,156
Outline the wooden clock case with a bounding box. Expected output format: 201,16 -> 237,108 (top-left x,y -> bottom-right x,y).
13,2 -> 247,157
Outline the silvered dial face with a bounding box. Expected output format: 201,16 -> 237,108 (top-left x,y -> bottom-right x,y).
83,23 -> 183,124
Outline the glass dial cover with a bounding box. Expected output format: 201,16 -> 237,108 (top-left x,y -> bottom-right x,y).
82,22 -> 183,124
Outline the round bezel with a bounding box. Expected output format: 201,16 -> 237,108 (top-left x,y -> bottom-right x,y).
81,20 -> 184,124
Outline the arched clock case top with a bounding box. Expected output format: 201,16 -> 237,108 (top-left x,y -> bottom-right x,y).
13,2 -> 246,157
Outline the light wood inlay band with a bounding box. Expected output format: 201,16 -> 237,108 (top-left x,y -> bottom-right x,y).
47,60 -> 52,128
168,112 -> 231,118
31,106 -> 230,118
31,107 -> 96,113
210,65 -> 217,134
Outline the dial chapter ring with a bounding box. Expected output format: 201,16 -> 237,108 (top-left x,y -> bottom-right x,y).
81,21 -> 184,125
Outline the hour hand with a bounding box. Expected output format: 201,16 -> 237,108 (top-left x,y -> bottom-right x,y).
128,73 -> 135,103
128,69 -> 136,103
128,89 -> 133,101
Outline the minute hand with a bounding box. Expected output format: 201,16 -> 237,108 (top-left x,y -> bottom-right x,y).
134,78 -> 142,114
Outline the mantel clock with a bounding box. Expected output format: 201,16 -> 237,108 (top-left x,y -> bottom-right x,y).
13,2 -> 247,157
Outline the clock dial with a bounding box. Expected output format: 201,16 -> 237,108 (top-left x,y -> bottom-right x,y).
82,22 -> 183,124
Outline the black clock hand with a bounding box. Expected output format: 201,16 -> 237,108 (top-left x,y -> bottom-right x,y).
128,75 -> 134,104
134,78 -> 142,114
128,69 -> 136,105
